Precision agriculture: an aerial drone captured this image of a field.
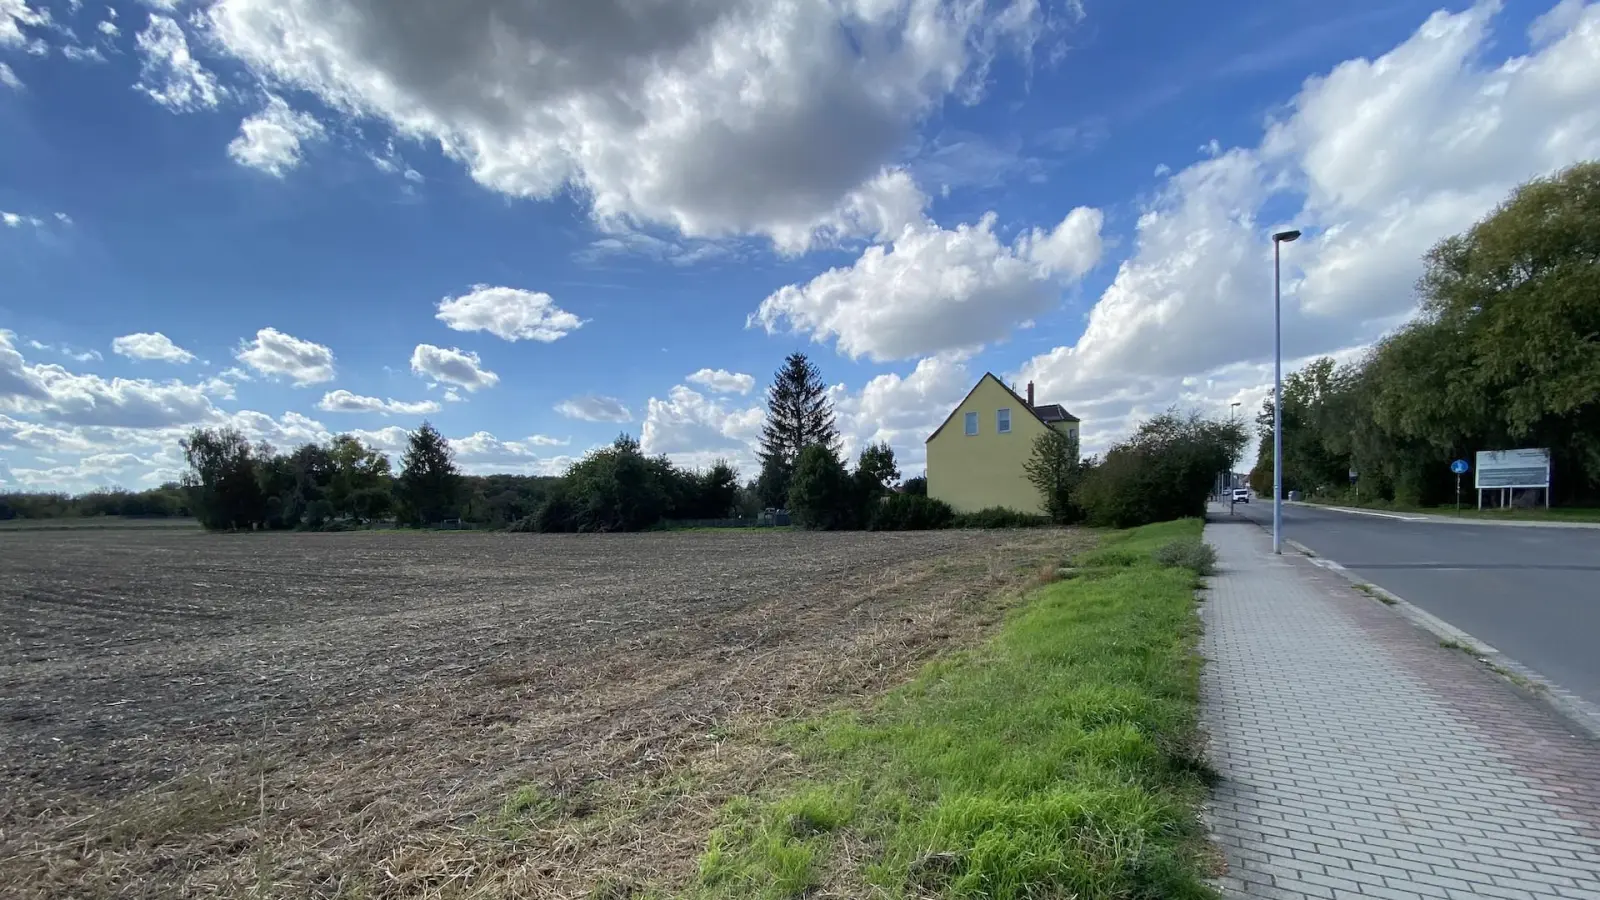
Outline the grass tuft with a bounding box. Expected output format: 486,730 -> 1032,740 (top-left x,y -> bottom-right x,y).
1152,538 -> 1217,576
690,519 -> 1217,900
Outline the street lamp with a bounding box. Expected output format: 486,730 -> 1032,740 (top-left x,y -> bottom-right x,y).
1271,228 -> 1301,554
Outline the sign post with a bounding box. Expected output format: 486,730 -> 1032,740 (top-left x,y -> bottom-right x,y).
1349,469 -> 1358,504
1450,459 -> 1469,510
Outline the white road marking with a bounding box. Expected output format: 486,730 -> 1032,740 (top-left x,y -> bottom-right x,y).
1310,506 -> 1429,521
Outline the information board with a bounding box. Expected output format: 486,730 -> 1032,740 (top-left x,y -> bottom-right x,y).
1474,449 -> 1549,489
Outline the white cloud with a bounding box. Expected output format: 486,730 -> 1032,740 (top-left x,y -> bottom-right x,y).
685,368 -> 755,395
235,327 -> 335,385
203,0 -> 1051,250
832,355 -> 975,473
1,0 -> 48,49
2,210 -> 43,227
224,409 -> 331,449
1018,0 -> 1600,453
368,139 -> 423,183
97,18 -> 118,37
112,331 -> 196,363
577,229 -> 732,268
134,14 -> 222,111
344,425 -> 411,456
409,344 -> 498,392
0,62 -> 20,89
434,285 -> 584,343
227,93 -> 324,176
316,389 -> 441,416
641,356 -> 974,480
63,43 -> 105,62
641,384 -> 764,473
752,206 -> 1103,361
554,394 -> 631,423
2,330 -> 220,428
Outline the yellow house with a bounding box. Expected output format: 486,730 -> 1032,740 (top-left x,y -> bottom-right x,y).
925,373 -> 1080,514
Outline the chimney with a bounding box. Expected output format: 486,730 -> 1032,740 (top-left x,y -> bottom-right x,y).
1026,381 -> 1035,407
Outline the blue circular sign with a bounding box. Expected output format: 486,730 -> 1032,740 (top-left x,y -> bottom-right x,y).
1450,459 -> 1469,475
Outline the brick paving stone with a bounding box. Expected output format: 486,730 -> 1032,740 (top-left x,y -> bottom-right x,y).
1199,515 -> 1600,899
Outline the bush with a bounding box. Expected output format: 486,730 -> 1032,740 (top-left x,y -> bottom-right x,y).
1152,538 -> 1217,575
1075,410 -> 1245,528
900,475 -> 927,496
868,494 -> 955,531
533,491 -> 578,533
788,444 -> 856,530
953,506 -> 1049,529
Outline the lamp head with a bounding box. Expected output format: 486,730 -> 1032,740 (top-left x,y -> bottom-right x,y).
1273,229 -> 1302,243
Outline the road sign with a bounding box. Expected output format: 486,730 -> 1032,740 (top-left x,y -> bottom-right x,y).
1450,459 -> 1469,475
1349,469 -> 1358,483
1474,449 -> 1548,489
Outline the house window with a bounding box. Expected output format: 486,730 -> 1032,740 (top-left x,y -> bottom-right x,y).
997,408 -> 1011,433
964,411 -> 978,435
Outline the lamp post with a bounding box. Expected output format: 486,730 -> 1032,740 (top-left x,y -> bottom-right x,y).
1271,229 -> 1301,554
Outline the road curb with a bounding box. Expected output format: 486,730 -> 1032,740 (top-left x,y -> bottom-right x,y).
1280,538 -> 1600,741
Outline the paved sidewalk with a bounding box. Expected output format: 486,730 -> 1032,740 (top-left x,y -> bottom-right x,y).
1200,516 -> 1600,900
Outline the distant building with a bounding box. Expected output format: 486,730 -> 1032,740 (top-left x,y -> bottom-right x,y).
925,373 -> 1079,514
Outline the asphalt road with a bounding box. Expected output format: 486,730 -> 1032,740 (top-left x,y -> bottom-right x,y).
1228,499 -> 1600,709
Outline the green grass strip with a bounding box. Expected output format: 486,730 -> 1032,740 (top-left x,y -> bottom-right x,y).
691,518 -> 1217,900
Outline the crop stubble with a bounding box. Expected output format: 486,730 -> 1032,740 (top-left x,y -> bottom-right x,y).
0,527 -> 1080,898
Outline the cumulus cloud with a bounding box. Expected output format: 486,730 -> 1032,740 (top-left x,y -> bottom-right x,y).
832,355 -> 976,472
753,206 -> 1103,361
315,389 -> 441,415
2,330 -> 220,428
434,285 -> 584,342
1018,0 -> 1600,453
1,0 -> 48,49
554,394 -> 632,423
409,344 -> 498,392
448,431 -> 576,476
685,368 -> 755,395
202,0 -> 1051,249
134,14 -> 223,111
112,331 -> 196,363
227,94 -> 324,176
641,384 -> 764,472
235,327 -> 336,385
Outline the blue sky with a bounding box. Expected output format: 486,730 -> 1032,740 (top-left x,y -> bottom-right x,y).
2,0 -> 1594,491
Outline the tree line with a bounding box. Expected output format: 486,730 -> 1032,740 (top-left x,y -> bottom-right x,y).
1251,162 -> 1600,508
8,348 -> 1246,532
0,485 -> 189,521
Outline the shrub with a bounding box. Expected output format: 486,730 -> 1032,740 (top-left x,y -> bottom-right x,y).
953,506 -> 1049,529
788,444 -> 856,530
1152,538 -> 1217,575
868,494 -> 955,530
532,491 -> 578,533
1075,409 -> 1246,528
900,475 -> 927,496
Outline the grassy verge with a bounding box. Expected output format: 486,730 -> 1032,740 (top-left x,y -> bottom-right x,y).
690,518 -> 1217,900
0,517 -> 200,531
